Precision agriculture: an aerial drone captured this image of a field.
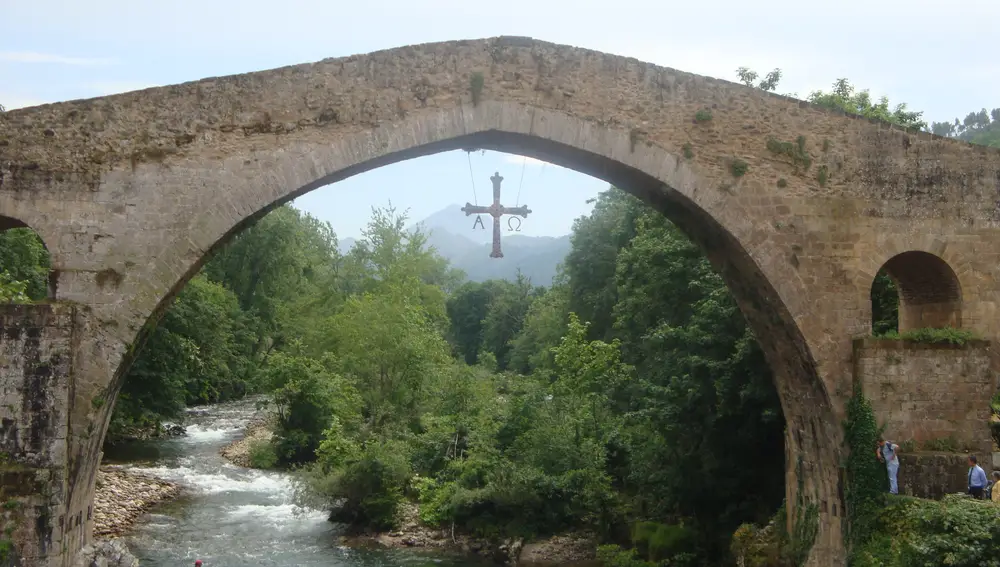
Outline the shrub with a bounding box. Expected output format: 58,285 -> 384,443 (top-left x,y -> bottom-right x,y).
854,494 -> 1000,567
248,438 -> 278,469
875,327 -> 979,345
631,521 -> 698,562
844,384 -> 886,557
314,439 -> 412,532
596,544 -> 657,567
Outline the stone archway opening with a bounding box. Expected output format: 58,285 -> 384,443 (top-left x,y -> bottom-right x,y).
0,214 -> 55,301
870,251 -> 962,334
102,127 -> 844,566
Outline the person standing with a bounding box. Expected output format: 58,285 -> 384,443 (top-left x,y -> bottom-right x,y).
991,471 -> 1000,503
967,455 -> 988,499
876,438 -> 900,494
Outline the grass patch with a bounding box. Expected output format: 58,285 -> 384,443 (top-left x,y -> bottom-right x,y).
730,158 -> 749,177
874,327 -> 979,345
766,136 -> 812,170
694,109 -> 713,123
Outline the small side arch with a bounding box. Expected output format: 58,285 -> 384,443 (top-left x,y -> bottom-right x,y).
0,214 -> 56,301
871,251 -> 962,333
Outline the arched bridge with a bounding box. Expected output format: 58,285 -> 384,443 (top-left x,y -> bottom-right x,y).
1,36 -> 999,566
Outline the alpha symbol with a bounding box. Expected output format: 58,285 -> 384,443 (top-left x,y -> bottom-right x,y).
459,172 -> 531,259
472,216 -> 486,230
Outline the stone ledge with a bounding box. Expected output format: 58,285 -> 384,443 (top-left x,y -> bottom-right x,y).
853,337 -> 991,351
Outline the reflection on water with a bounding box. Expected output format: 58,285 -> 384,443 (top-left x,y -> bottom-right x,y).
113,399 -> 477,567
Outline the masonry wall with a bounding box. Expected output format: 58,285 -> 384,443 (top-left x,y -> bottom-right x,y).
853,338 -> 995,458
0,304 -> 78,566
897,453 -> 970,499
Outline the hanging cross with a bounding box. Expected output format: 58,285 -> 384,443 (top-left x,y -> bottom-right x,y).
461,172 -> 531,259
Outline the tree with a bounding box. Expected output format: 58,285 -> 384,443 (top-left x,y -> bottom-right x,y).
561,188 -> 645,341
480,274 -> 542,370
112,275 -> 258,436
808,78 -> 927,130
736,67 -> 782,92
446,280 -> 509,365
320,282 -> 452,432
0,228 -> 50,300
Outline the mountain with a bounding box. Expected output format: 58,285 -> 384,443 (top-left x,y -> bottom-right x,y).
337,205 -> 570,285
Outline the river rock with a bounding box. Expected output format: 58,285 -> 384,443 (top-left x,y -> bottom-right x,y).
518,534 -> 595,565
92,466 -> 182,538
338,501 -> 595,566
219,414 -> 275,468
74,539 -> 139,567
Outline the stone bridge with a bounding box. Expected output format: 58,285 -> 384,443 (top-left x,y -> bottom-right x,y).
0,36 -> 999,566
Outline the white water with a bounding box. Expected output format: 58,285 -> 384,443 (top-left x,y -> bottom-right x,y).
104,398 -> 469,567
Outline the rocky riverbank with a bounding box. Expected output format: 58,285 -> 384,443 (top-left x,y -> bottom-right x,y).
219,413 -> 274,467
92,466 -> 182,538
219,416 -> 596,566
340,503 -> 596,566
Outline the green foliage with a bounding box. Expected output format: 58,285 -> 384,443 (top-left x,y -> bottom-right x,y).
809,79 -> 927,130
681,143 -> 694,159
816,165 -> 829,186
730,158 -> 749,177
311,439 -> 413,531
694,109 -> 712,122
470,72 -> 485,106
852,495 -> 1000,567
0,228 -> 50,301
0,272 -> 29,303
248,438 -> 279,469
631,521 -> 698,563
876,327 -> 979,345
597,544 -> 657,567
843,385 -> 886,558
736,67 -> 782,92
766,137 -> 812,170
267,353 -> 354,465
870,271 -> 899,335
776,178 -> 788,188
110,275 -> 262,438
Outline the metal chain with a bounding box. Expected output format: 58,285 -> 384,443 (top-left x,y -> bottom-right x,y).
466,151 -> 479,206
515,155 -> 527,206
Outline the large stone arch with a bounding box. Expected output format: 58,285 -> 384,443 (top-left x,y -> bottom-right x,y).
2,36 -> 1000,566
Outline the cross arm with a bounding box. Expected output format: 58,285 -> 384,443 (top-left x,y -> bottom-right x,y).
504,205 -> 532,218
461,202 -> 491,215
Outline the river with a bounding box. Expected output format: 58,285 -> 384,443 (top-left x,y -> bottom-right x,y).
101,398 -> 479,567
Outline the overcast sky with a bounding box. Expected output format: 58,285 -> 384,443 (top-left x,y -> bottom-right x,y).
3,0 -> 997,238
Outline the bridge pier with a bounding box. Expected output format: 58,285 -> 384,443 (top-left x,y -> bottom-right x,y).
0,304 -> 113,567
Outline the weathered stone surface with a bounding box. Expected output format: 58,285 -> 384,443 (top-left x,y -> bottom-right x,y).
72,539 -> 137,567
91,466 -> 180,538
897,452 -> 971,500
0,36 -> 999,566
854,338 -> 994,458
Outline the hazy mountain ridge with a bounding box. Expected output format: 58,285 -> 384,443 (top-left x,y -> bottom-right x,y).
337,205 -> 570,285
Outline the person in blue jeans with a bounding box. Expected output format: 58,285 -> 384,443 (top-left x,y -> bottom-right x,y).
876,437 -> 900,494
967,455 -> 988,499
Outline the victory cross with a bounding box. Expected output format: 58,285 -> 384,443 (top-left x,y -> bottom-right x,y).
461,172 -> 531,258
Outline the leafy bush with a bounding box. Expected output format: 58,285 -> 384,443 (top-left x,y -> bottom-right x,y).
631,521 -> 698,563
875,327 -> 979,345
267,353 -> 358,466
853,495 -> 1000,567
597,544 -> 657,567
308,439 -> 412,532
248,438 -> 278,469
843,384 -> 886,557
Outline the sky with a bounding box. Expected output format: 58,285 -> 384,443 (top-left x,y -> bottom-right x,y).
3,0 -> 998,238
